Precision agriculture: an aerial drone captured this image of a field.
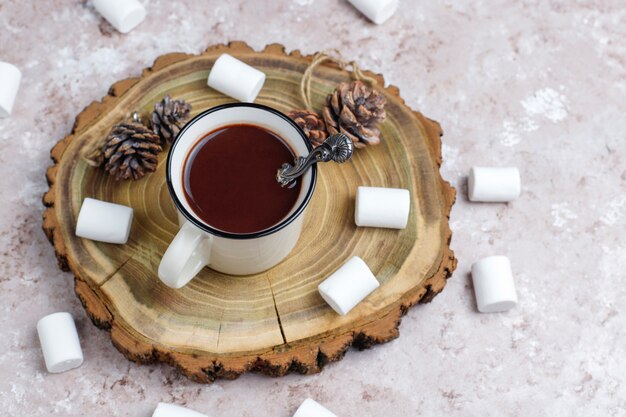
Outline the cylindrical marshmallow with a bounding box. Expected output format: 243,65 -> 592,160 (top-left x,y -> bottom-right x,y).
0,62 -> 22,118
468,167 -> 521,202
75,198 -> 133,244
153,403 -> 209,417
355,186 -> 410,229
347,0 -> 399,24
207,54 -> 266,103
293,398 -> 339,417
93,0 -> 146,34
37,312 -> 83,373
471,256 -> 518,313
318,256 -> 380,316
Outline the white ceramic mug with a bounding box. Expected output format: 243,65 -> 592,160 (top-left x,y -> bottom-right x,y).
158,103 -> 317,289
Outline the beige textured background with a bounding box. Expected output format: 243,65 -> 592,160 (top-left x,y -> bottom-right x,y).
1,0 -> 625,416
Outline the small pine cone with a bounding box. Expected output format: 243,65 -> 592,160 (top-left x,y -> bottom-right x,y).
102,122 -> 162,181
322,80 -> 386,148
288,109 -> 328,148
151,95 -> 192,144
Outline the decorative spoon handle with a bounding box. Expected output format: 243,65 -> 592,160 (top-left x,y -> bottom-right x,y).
277,133 -> 354,188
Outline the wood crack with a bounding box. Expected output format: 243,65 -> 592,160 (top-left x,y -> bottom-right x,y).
266,276 -> 287,345
97,252 -> 136,287
216,310 -> 225,351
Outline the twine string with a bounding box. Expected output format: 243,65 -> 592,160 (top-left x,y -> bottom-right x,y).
300,50 -> 378,111
83,144 -> 103,167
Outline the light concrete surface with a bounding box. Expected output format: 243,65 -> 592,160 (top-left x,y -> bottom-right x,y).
0,1 -> 624,416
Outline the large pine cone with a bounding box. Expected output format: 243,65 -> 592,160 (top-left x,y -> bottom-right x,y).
322,81 -> 386,148
103,122 -> 162,181
151,95 -> 192,144
288,109 -> 328,148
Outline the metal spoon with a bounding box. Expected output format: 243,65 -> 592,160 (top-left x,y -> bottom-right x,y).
277,133 -> 354,188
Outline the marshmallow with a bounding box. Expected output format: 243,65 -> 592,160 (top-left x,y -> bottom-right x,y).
37,312 -> 83,373
0,62 -> 22,118
347,0 -> 398,24
468,167 -> 521,202
207,54 -> 266,103
318,256 -> 379,316
93,0 -> 146,34
471,256 -> 518,313
75,198 -> 133,244
153,403 -> 209,417
355,186 -> 410,229
293,399 -> 339,417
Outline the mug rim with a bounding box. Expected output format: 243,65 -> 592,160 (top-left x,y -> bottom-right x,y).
166,102 -> 317,240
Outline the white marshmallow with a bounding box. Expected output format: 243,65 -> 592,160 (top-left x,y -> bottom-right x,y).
347,0 -> 398,24
471,256 -> 518,313
207,54 -> 266,103
318,256 -> 379,316
153,403 -> 209,417
37,312 -> 83,373
355,186 -> 410,229
0,62 -> 22,118
293,398 -> 339,417
93,0 -> 146,34
75,198 -> 133,244
468,167 -> 521,202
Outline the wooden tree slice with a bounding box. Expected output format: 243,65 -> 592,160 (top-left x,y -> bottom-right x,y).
42,42 -> 457,382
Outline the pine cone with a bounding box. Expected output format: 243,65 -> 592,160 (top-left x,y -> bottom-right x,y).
151,95 -> 192,144
288,109 -> 328,148
103,122 -> 162,181
322,81 -> 386,148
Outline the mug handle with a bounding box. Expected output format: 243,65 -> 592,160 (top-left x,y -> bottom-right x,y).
158,221 -> 212,289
